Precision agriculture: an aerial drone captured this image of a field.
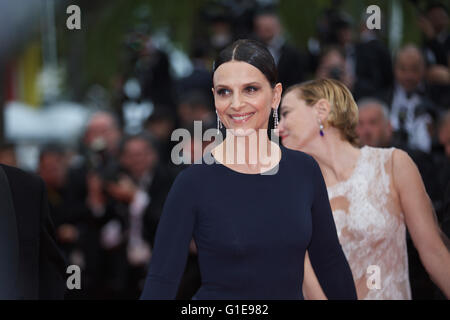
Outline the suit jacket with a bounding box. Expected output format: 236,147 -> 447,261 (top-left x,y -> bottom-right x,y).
353,39 -> 393,101
376,84 -> 440,122
423,34 -> 450,67
0,164 -> 66,299
277,43 -> 306,89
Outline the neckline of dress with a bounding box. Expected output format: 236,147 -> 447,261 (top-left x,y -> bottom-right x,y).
327,146 -> 368,190
209,143 -> 285,176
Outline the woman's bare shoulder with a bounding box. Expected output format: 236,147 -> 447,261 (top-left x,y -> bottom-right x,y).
390,148 -> 424,192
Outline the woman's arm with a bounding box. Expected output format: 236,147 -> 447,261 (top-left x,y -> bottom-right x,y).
140,169 -> 197,299
392,149 -> 450,298
307,157 -> 357,299
303,251 -> 327,300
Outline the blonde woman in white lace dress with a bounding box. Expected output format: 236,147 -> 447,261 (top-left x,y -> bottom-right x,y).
278,78 -> 450,300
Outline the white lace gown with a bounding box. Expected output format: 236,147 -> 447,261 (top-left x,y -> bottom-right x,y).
327,146 -> 412,300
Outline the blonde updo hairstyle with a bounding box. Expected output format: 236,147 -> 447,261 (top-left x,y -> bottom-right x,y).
284,78 -> 359,146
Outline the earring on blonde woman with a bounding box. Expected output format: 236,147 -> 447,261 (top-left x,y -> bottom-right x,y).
319,120 -> 324,136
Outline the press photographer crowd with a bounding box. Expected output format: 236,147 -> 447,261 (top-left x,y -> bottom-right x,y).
0,0 -> 450,300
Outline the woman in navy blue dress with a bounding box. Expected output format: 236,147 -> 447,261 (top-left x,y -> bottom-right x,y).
140,39 -> 356,300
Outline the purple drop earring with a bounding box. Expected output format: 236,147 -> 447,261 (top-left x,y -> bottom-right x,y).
319,120 -> 324,136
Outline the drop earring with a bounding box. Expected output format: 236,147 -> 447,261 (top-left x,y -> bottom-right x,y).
273,108 -> 279,129
319,119 -> 324,136
216,110 -> 222,134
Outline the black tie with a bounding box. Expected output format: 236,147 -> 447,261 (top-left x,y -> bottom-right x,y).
0,166 -> 19,299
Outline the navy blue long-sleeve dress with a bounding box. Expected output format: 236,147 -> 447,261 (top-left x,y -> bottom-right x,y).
140,143 -> 356,299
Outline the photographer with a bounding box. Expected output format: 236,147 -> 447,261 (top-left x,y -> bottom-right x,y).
97,133 -> 179,299
315,46 -> 354,90
64,111 -> 123,299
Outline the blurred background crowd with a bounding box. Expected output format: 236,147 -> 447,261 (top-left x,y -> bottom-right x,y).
0,0 -> 449,299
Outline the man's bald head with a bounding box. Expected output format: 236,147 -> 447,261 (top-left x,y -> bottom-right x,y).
394,45 -> 426,93
356,98 -> 392,148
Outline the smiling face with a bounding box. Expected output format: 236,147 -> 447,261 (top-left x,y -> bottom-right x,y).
278,91 -> 319,150
212,60 -> 281,135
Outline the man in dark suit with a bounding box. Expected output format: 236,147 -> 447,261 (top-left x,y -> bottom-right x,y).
353,27 -> 393,101
376,45 -> 440,153
0,164 -> 66,299
419,3 -> 450,67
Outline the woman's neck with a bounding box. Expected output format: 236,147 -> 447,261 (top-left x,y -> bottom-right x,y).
213,129 -> 281,172
300,128 -> 361,183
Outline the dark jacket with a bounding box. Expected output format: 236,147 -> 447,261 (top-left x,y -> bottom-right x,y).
277,43 -> 306,89
353,39 -> 393,101
0,164 -> 66,299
